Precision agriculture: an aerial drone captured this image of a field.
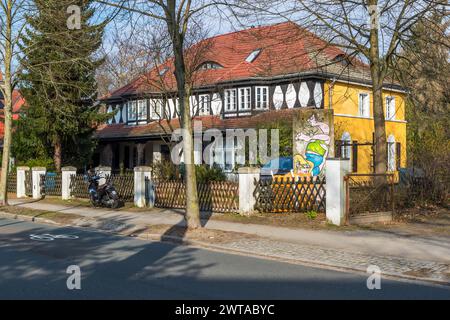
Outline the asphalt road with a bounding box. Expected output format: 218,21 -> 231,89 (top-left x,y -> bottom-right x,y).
0,217 -> 449,300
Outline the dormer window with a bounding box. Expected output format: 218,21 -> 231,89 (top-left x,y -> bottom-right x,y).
245,49 -> 261,63
333,54 -> 352,67
198,61 -> 223,70
158,67 -> 169,76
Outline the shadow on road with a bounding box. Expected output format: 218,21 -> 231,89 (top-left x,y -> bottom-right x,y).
0,217 -> 449,300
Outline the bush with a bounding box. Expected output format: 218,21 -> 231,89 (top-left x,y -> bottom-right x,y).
152,162 -> 226,183
195,165 -> 226,183
17,158 -> 55,171
152,161 -> 181,181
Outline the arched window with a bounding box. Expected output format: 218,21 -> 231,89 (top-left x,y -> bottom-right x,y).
387,135 -> 396,171
197,61 -> 223,70
106,105 -> 113,124
341,132 -> 352,159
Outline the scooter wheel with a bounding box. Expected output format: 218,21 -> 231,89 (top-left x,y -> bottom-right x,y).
111,200 -> 120,209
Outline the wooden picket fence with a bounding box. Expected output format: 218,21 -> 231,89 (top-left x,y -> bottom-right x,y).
70,174 -> 89,199
254,176 -> 326,213
107,173 -> 134,202
344,173 -> 394,219
40,173 -> 62,196
69,173 -> 134,202
7,171 -> 16,193
154,180 -> 239,213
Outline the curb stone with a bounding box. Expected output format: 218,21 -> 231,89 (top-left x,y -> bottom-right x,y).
1,211 -> 449,287
138,232 -> 450,287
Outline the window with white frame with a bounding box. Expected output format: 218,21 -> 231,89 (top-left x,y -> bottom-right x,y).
127,101 -> 137,122
150,99 -> 163,119
255,86 -> 269,109
239,87 -> 251,110
386,96 -> 396,120
341,132 -> 352,160
137,100 -> 147,121
387,135 -> 396,171
199,94 -> 210,115
224,89 -> 237,111
358,93 -> 370,118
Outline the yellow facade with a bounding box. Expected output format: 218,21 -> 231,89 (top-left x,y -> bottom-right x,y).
324,80 -> 407,174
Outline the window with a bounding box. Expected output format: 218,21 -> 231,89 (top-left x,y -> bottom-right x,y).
127,101 -> 137,122
199,94 -> 210,115
333,54 -> 352,67
358,93 -> 370,118
224,89 -> 237,111
137,100 -> 147,121
198,61 -> 223,70
255,86 -> 269,109
341,132 -> 352,160
158,67 -> 169,77
150,99 -> 163,119
386,96 -> 395,120
246,49 -> 261,63
106,105 -> 113,124
387,135 -> 396,171
239,87 -> 251,110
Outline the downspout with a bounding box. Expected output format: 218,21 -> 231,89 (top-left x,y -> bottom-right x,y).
329,77 -> 336,110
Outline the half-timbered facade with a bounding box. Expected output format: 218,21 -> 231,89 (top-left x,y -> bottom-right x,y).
96,22 -> 407,174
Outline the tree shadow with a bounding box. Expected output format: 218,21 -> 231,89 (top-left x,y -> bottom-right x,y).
1,217 -> 450,300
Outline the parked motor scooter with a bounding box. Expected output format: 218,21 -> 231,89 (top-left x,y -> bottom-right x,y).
86,172 -> 120,208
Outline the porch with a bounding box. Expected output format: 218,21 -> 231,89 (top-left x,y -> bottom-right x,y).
95,140 -> 171,171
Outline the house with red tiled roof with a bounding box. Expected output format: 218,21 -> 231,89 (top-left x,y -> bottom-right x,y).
0,73 -> 25,148
96,22 -> 407,174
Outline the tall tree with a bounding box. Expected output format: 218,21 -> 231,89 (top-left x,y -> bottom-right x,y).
19,0 -> 108,171
97,0 -> 219,229
227,0 -> 444,174
394,9 -> 449,203
0,0 -> 30,205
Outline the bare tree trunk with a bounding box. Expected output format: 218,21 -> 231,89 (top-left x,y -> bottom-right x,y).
53,136 -> 62,172
368,0 -> 387,174
169,20 -> 201,229
372,81 -> 387,174
181,90 -> 201,229
0,83 -> 13,206
0,0 -> 14,206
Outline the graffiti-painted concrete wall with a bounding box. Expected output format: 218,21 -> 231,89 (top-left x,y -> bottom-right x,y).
293,109 -> 334,178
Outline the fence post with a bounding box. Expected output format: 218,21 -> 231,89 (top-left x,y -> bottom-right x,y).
325,159 -> 350,226
31,167 -> 46,199
238,167 -> 260,215
95,166 -> 111,185
134,166 -> 152,208
61,166 -> 76,200
16,166 -> 30,198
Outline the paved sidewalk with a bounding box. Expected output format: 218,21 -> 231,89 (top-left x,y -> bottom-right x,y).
5,199 -> 450,284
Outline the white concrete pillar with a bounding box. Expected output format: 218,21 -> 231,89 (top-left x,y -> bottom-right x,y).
325,159 -> 351,226
95,166 -> 111,186
134,166 -> 152,208
31,167 -> 46,199
238,167 -> 260,215
61,166 -> 76,200
152,143 -> 162,163
16,166 -> 30,198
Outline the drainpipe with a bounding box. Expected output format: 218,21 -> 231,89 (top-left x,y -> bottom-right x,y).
329,77 -> 336,110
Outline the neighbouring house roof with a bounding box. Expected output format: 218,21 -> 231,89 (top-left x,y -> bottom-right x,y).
95,108 -> 310,141
0,87 -> 25,140
102,22 -> 389,102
